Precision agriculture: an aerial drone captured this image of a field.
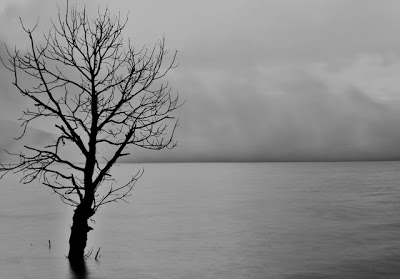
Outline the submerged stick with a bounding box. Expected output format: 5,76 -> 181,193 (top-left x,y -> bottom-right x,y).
95,247 -> 101,260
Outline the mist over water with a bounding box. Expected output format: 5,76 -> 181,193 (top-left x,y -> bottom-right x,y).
1,162 -> 400,278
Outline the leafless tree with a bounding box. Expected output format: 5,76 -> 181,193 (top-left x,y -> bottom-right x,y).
1,1 -> 181,262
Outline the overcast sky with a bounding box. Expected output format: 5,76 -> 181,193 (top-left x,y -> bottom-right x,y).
2,0 -> 400,162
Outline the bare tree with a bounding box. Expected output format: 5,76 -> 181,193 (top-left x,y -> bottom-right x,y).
1,2 -> 181,262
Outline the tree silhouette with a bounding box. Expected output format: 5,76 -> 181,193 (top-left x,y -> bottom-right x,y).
1,1 -> 181,262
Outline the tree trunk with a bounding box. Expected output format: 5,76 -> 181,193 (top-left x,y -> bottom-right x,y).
68,205 -> 93,261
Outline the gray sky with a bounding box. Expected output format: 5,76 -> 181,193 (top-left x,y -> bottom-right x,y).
2,0 -> 400,161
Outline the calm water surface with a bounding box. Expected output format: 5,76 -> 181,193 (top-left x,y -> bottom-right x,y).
1,162 -> 400,278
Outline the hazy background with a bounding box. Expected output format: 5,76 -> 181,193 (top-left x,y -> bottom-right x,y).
2,0 -> 400,162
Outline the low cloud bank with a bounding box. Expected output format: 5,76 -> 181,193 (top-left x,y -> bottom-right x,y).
149,54 -> 400,162
4,54 -> 400,162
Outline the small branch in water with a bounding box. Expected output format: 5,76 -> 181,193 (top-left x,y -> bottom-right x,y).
84,248 -> 94,258
95,247 -> 101,260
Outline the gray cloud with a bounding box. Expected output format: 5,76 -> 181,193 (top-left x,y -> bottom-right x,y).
148,58 -> 400,162
3,0 -> 400,162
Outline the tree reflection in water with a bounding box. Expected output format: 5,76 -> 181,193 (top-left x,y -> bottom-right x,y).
69,259 -> 89,279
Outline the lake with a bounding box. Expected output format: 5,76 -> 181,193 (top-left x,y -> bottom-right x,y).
1,162 -> 400,278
